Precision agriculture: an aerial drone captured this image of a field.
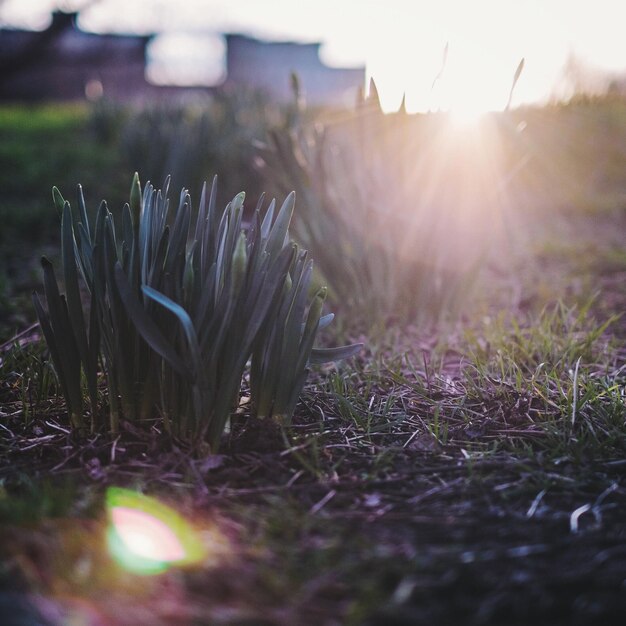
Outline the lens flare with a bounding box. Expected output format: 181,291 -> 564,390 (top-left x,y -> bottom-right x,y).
448,104 -> 487,128
106,487 -> 206,575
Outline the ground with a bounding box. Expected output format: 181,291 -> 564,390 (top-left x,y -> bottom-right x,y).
1,101 -> 626,625
2,207 -> 626,625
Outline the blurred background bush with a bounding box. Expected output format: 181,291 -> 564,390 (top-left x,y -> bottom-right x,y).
1,91 -> 625,340
0,90 -> 275,339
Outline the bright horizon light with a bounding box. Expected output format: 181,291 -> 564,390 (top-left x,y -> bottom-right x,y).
0,0 -> 624,113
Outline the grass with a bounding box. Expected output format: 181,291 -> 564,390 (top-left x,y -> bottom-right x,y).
2,228 -> 626,623
0,104 -> 122,342
1,98 -> 626,624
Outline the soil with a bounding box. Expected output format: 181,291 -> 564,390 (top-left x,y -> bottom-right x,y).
1,381 -> 625,625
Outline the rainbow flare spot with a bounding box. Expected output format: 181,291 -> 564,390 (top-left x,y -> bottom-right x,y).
106,487 -> 206,575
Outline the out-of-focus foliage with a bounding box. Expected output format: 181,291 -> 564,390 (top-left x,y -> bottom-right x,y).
258,90 -> 488,326
0,93 -> 276,339
2,94 -> 625,340
258,88 -> 626,328
89,91 -> 271,210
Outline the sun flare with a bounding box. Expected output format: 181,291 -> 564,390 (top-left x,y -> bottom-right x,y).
369,26 -> 526,117
447,101 -> 489,127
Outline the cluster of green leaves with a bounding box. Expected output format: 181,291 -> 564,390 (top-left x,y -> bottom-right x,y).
257,87 -> 487,328
33,175 -> 360,451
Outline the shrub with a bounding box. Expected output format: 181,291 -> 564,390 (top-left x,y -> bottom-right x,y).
90,92 -> 271,211
33,175 -> 361,451
257,86 -> 507,327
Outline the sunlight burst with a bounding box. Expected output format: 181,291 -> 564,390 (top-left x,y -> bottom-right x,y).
370,28 -> 525,117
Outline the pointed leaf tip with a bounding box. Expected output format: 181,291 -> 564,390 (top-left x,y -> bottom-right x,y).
130,172 -> 142,227
368,78 -> 381,110
399,93 -> 407,114
52,186 -> 65,215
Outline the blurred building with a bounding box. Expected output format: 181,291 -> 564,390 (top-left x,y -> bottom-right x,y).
0,11 -> 158,102
223,34 -> 365,107
0,11 -> 364,106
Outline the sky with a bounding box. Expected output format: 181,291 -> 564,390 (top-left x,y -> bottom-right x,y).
1,0 -> 624,112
